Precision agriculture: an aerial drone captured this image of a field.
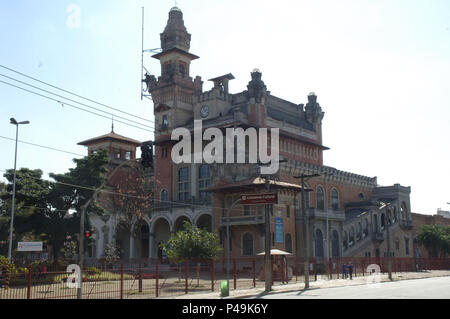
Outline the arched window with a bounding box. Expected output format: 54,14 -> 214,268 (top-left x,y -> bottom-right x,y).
315,229 -> 324,258
178,167 -> 190,201
285,234 -> 292,253
160,189 -> 168,202
356,222 -> 362,241
316,186 -> 325,210
242,233 -> 254,256
199,165 -> 211,202
381,213 -> 386,230
349,227 -> 355,246
343,231 -> 348,250
332,230 -> 340,257
363,218 -> 369,237
331,188 -> 339,210
401,202 -> 408,220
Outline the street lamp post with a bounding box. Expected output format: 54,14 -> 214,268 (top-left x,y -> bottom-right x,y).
8,118 -> 30,263
294,173 -> 320,289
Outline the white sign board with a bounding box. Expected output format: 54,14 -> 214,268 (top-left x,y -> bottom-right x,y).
17,242 -> 43,252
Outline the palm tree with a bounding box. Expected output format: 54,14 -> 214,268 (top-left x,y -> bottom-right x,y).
416,224 -> 448,258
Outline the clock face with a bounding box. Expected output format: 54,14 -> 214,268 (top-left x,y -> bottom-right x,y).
200,105 -> 209,118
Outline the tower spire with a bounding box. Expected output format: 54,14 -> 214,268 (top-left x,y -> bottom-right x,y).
111,116 -> 114,133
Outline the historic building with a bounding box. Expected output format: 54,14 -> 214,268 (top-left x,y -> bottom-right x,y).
79,6 -> 416,264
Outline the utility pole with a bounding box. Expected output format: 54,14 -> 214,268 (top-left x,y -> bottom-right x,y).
294,173 -> 320,289
8,118 -> 29,263
264,178 -> 272,292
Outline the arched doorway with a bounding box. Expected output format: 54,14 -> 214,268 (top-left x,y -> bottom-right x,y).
315,229 -> 324,258
331,230 -> 340,257
152,217 -> 171,261
115,222 -> 130,260
174,216 -> 191,233
196,214 -> 212,232
139,222 -> 150,259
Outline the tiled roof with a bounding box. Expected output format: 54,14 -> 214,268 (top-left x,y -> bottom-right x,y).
78,132 -> 141,146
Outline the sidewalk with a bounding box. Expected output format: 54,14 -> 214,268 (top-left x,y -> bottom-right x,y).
169,270 -> 450,299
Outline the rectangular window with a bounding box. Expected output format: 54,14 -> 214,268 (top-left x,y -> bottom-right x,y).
178,167 -> 189,201
244,205 -> 250,216
125,151 -> 131,160
286,205 -> 290,218
405,238 -> 410,255
199,165 -> 211,202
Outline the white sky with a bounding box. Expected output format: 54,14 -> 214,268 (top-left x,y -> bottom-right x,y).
0,0 -> 449,215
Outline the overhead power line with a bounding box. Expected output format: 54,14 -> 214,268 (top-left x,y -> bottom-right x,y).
0,79 -> 156,134
0,64 -> 155,124
0,73 -> 155,130
0,135 -> 85,157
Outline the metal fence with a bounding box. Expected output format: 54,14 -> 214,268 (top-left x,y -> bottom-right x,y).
1,257 -> 449,299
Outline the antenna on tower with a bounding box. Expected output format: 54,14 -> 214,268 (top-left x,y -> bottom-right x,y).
140,6 -> 162,101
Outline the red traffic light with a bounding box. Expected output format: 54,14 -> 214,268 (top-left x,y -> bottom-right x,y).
85,231 -> 91,238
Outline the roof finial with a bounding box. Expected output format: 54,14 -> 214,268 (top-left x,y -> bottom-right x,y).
111,116 -> 114,133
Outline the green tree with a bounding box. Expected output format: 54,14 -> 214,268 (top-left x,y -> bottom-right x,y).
0,169 -> 51,256
161,221 -> 222,261
417,224 -> 450,258
161,221 -> 222,285
44,150 -> 109,261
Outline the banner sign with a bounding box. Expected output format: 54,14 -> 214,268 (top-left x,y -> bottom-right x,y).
17,242 -> 43,252
275,217 -> 284,243
241,193 -> 278,205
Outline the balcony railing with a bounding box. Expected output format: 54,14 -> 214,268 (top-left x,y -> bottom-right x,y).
219,214 -> 265,226
305,208 -> 345,221
153,198 -> 212,211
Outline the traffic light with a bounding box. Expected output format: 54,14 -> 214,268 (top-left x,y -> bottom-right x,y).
141,141 -> 153,168
85,231 -> 91,239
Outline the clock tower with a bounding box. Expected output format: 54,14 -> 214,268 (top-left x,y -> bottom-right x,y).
148,6 -> 202,138
146,6 -> 203,206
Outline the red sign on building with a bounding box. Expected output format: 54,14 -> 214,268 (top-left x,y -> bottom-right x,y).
241,193 -> 278,205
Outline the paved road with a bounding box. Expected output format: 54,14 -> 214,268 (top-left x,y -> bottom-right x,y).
252,276 -> 450,299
